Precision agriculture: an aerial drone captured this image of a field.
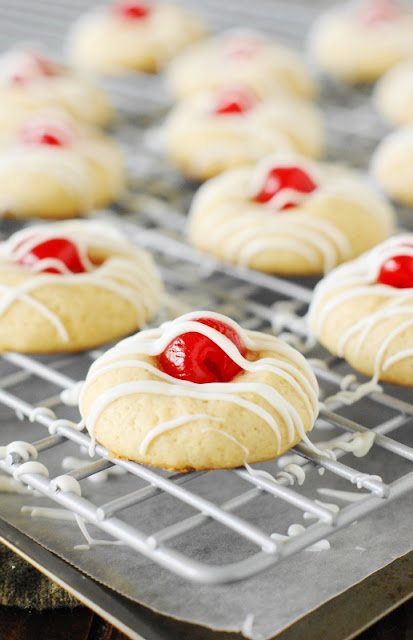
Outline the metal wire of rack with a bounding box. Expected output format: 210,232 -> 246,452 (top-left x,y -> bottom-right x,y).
0,217 -> 412,584
0,0 -> 411,597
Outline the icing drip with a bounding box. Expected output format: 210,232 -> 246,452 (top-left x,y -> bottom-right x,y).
0,221 -> 162,343
303,499 -> 339,520
74,515 -> 126,550
50,474 -> 82,495
309,234 -> 413,382
21,506 -> 77,520
0,475 -> 34,493
13,461 -> 49,480
81,311 -> 320,459
318,488 -> 375,502
270,523 -> 330,551
60,382 -> 84,406
0,440 -> 38,462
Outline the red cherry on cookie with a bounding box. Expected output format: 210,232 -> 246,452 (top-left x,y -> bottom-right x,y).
20,120 -> 74,147
111,1 -> 151,20
158,317 -> 246,383
254,166 -> 317,209
222,37 -> 260,59
213,87 -> 256,115
15,238 -> 86,274
358,0 -> 403,26
377,253 -> 413,288
30,52 -> 56,77
9,52 -> 56,85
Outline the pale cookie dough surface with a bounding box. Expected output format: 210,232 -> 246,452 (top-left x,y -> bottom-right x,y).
166,28 -> 316,101
80,311 -> 320,471
308,235 -> 413,386
164,94 -> 324,181
68,3 -> 206,74
188,154 -> 395,276
371,127 -> 413,207
308,1 -> 413,84
0,113 -> 125,219
374,60 -> 413,126
0,48 -> 112,129
0,221 -> 163,353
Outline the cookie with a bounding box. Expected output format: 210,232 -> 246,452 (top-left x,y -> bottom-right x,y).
0,112 -> 125,219
0,47 -> 112,133
0,220 -> 163,353
308,0 -> 413,85
79,311 -> 319,471
188,153 -> 395,275
67,0 -> 206,74
371,127 -> 413,207
166,28 -> 316,102
164,88 -> 324,181
374,60 -> 413,126
308,235 -> 413,386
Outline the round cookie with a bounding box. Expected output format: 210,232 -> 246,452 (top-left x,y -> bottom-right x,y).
308,234 -> 413,386
0,111 -> 125,219
188,153 -> 395,276
0,47 -> 112,132
164,88 -> 324,181
370,127 -> 413,207
308,0 -> 413,85
67,1 -> 206,74
166,28 -> 316,102
79,310 -> 319,471
0,220 -> 163,353
374,59 -> 413,126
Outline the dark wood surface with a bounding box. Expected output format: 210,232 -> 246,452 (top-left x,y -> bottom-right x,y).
0,599 -> 411,640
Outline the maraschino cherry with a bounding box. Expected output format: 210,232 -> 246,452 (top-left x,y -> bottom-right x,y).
158,317 -> 246,383
358,0 -> 403,26
376,252 -> 413,288
213,87 -> 256,115
9,51 -> 56,86
19,119 -> 75,147
111,1 -> 151,20
15,238 -> 87,274
222,37 -> 260,59
254,165 -> 317,210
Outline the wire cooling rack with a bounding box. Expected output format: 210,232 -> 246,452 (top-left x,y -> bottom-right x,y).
0,0 -> 412,598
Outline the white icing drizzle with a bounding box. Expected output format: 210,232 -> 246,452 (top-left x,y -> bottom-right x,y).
303,499 -> 340,520
60,381 -> 84,406
0,440 -> 38,462
270,523 -> 330,551
280,463 -> 306,485
0,475 -> 34,493
48,418 -> 84,436
13,461 -> 49,480
50,474 -> 82,495
309,234 -> 413,383
29,406 -> 56,422
0,221 -> 162,343
21,506 -> 77,520
81,311 -> 320,459
317,487 -> 373,502
352,473 -> 383,490
74,515 -> 126,551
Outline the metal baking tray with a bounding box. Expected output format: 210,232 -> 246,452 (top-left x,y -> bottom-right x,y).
0,0 -> 412,638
